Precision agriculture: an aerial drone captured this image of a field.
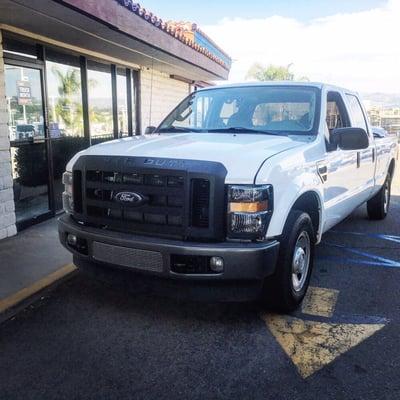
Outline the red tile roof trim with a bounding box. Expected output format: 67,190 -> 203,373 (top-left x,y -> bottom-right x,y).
116,0 -> 231,70
168,21 -> 231,60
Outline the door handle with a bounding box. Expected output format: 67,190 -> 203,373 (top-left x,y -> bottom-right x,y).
372,148 -> 375,163
357,152 -> 361,168
317,164 -> 328,182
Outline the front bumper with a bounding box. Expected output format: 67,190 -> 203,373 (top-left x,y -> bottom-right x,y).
58,215 -> 279,282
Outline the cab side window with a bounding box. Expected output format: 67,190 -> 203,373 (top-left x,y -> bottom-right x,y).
346,94 -> 368,132
326,92 -> 350,151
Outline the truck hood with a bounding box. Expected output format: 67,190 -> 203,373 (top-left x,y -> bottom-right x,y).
68,133 -> 306,183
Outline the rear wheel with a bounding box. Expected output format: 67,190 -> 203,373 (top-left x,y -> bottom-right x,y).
261,210 -> 315,312
367,173 -> 391,220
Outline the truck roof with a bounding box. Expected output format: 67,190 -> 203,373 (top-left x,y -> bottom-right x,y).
201,81 -> 357,95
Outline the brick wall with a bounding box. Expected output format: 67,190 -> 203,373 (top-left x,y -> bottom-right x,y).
0,31 -> 17,240
140,68 -> 189,132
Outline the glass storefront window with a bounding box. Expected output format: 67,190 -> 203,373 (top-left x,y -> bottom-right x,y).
46,60 -> 84,138
5,64 -> 50,223
2,34 -> 141,230
117,68 -> 128,137
87,61 -> 114,144
46,52 -> 88,211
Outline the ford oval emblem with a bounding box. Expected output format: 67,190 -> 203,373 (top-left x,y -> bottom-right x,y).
114,192 -> 147,206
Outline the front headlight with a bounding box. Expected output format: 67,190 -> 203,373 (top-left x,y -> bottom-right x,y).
227,185 -> 273,239
62,171 -> 74,213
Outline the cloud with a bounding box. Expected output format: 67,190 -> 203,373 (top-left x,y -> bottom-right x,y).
204,0 -> 400,93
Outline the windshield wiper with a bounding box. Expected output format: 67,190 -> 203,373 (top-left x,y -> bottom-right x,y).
157,126 -> 203,133
206,127 -> 284,136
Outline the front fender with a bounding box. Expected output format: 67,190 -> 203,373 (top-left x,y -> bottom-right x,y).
255,147 -> 325,243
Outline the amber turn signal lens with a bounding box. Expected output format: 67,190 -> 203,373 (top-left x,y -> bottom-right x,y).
229,200 -> 268,213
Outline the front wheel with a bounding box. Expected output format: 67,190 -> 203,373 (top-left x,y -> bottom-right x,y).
367,173 -> 391,220
261,210 -> 315,312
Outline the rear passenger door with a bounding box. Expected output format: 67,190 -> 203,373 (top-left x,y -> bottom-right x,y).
344,94 -> 375,200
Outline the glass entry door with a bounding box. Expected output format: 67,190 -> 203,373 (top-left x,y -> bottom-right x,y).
5,64 -> 51,226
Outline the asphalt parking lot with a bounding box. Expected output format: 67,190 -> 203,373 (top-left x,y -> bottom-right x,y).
0,189 -> 399,399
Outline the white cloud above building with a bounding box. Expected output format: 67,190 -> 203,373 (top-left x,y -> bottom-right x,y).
204,0 -> 400,93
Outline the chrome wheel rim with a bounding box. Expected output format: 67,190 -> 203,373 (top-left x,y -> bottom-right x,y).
292,231 -> 311,292
383,181 -> 389,214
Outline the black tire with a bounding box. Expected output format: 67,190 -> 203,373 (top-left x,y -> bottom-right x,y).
367,174 -> 391,220
261,210 -> 315,312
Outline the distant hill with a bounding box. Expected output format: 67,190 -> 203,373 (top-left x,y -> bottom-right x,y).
361,93 -> 400,108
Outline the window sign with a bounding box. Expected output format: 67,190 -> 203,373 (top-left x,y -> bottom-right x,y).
17,79 -> 32,106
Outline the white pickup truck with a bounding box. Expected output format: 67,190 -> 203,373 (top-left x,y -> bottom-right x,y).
59,82 -> 398,311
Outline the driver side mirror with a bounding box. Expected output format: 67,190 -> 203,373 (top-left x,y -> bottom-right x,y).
145,126 -> 156,134
331,127 -> 369,150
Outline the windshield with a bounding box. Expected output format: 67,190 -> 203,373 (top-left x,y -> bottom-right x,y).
158,86 -> 320,135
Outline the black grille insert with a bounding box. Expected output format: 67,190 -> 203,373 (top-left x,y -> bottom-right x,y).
191,179 -> 210,228
73,170 -> 83,213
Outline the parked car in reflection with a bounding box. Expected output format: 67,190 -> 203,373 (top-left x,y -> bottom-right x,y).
371,126 -> 388,138
16,124 -> 36,140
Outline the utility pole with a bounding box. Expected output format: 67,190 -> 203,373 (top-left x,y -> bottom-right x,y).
20,67 -> 27,124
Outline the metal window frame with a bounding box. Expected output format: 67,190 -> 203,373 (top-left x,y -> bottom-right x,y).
126,68 -> 133,136
79,56 -> 91,144
133,69 -> 142,135
111,64 -> 119,139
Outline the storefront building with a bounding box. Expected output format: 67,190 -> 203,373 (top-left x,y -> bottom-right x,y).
0,0 -> 231,239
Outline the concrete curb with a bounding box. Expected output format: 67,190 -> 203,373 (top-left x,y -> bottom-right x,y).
0,263 -> 77,315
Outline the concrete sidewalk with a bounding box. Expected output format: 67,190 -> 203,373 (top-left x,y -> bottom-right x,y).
0,217 -> 74,315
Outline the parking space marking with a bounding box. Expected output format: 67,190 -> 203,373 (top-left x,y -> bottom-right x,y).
320,244 -> 400,268
331,231 -> 400,244
301,287 -> 339,318
262,313 -> 385,379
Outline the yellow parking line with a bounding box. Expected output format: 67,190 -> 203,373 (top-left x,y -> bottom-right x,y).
263,313 -> 385,378
0,263 -> 77,314
302,286 -> 339,318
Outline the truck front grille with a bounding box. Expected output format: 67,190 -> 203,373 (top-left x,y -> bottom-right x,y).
72,156 -> 227,241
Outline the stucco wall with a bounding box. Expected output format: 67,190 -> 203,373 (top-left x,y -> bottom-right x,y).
140,68 -> 189,132
0,31 -> 17,239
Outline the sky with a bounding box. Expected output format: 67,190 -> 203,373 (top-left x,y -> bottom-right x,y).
141,0 -> 388,25
143,0 -> 400,94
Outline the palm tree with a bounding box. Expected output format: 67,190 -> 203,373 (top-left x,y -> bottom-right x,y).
51,66 -> 83,134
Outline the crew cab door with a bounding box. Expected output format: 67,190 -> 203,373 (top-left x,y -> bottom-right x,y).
344,93 -> 375,199
322,91 -> 360,231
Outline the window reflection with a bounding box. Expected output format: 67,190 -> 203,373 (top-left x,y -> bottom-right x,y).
5,66 -> 44,141
47,61 -> 84,138
117,68 -> 128,137
5,64 -> 50,223
87,61 -> 114,144
46,55 -> 88,210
